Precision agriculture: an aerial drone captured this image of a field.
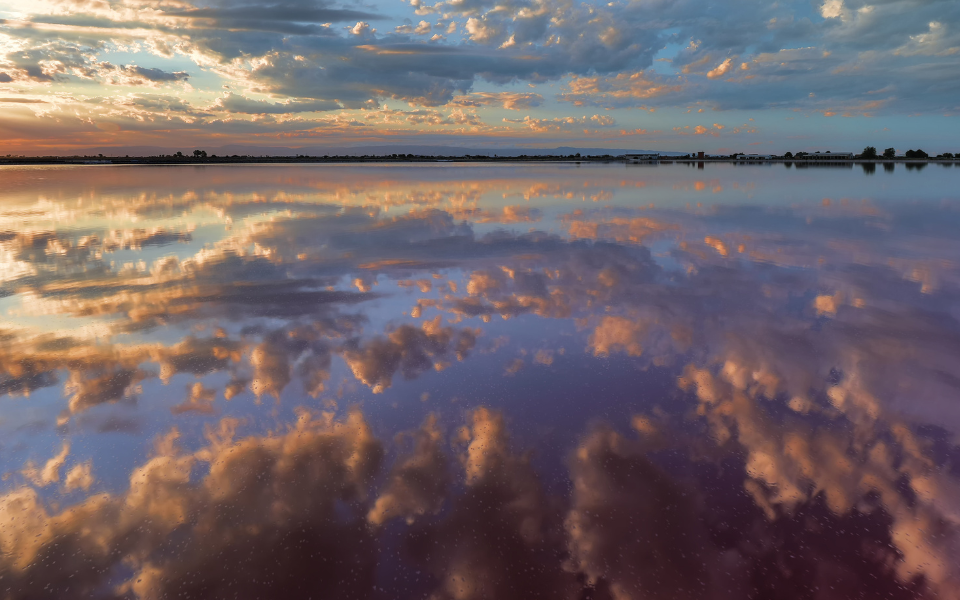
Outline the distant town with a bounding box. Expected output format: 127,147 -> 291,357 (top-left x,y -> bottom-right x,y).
0,146 -> 956,166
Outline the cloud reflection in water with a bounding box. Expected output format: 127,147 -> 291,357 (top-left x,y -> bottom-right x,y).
0,164 -> 959,599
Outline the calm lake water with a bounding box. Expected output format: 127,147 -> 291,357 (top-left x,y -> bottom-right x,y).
1,162 -> 959,600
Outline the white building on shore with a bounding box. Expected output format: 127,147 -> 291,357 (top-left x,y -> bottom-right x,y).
625,153 -> 660,162
800,152 -> 854,160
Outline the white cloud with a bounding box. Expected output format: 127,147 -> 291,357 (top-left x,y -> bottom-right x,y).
821,0 -> 843,19
706,57 -> 734,79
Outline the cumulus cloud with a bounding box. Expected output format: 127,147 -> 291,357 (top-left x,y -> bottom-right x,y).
212,92 -> 341,114
64,461 -> 95,492
406,407 -> 581,600
0,408 -> 385,599
64,365 -> 148,413
559,70 -> 685,108
678,363 -> 960,598
589,315 -> 646,357
564,211 -> 678,244
0,0 -> 958,148
706,57 -> 735,79
98,64 -> 190,87
21,442 -> 71,487
171,382 -> 217,414
673,123 -> 726,136
565,425 -> 743,600
7,178 -> 960,441
128,66 -> 189,82
394,20 -> 432,35
895,20 -> 960,57
449,91 -> 544,110
368,413 -> 448,526
0,407 -> 567,600
821,0 -> 844,20
448,205 -> 542,223
502,114 -> 616,132
342,316 -> 480,392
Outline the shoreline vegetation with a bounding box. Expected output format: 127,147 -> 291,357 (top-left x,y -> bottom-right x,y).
0,154 -> 958,166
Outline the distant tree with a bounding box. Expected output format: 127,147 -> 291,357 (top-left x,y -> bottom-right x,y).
193,149 -> 207,158
784,151 -> 794,159
861,146 -> 877,159
175,151 -> 184,158
905,149 -> 928,159
883,147 -> 896,158
940,152 -> 954,158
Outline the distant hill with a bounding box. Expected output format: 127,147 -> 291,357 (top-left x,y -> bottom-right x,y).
22,144 -> 686,158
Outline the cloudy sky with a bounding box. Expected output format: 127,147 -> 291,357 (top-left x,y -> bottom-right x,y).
1,0 -> 959,153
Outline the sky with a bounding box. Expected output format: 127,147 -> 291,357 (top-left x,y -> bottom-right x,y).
0,0 -> 959,154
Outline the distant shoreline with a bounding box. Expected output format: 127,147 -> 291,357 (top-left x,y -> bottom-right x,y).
0,156 -> 957,166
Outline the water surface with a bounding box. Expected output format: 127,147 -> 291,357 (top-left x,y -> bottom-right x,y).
1,162 -> 959,600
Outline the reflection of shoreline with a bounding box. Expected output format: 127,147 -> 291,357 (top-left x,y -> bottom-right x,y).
792,161 -> 854,168
0,156 -> 957,166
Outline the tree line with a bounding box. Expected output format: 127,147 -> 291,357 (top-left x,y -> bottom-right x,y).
858,147 -> 953,159
777,147 -> 953,159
